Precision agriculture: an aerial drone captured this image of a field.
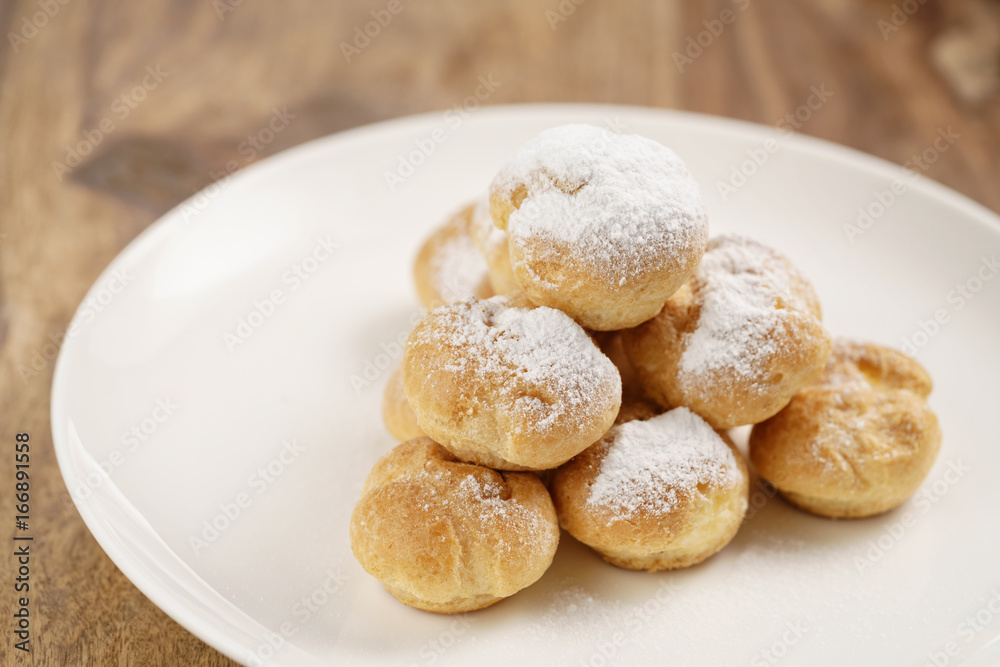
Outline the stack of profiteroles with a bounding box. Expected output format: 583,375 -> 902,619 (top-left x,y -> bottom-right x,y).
350,125 -> 942,614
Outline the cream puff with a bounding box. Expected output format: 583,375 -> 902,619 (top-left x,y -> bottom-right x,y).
550,407 -> 749,571
350,438 -> 560,613
402,296 -> 621,470
489,124 -> 708,331
749,339 -> 941,519
623,234 -> 832,428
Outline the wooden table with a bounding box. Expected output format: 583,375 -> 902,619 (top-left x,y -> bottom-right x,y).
2,0 -> 998,664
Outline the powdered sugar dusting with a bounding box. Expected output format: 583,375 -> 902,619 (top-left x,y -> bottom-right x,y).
411,468 -> 555,554
491,124 -> 707,286
430,232 -> 489,302
417,296 -> 619,434
587,408 -> 740,517
680,235 -> 812,390
527,586 -> 625,641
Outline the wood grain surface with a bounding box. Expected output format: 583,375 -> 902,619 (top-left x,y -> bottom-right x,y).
1,0 -> 998,665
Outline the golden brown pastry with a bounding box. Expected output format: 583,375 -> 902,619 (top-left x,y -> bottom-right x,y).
468,196 -> 521,296
489,124 -> 708,331
350,438 -> 560,613
382,366 -> 425,441
402,296 -> 621,470
623,234 -> 832,429
550,407 -> 748,571
614,395 -> 663,425
749,339 -> 941,519
600,331 -> 663,425
598,331 -> 653,410
413,202 -> 494,309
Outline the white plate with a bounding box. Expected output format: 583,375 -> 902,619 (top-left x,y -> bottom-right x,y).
53,105 -> 1000,667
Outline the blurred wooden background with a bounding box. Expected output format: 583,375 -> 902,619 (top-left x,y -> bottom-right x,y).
1,0 -> 998,664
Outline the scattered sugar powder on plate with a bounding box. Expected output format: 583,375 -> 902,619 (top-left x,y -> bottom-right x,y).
679,234 -> 813,389
587,408 -> 740,517
491,124 -> 707,286
526,585 -> 625,642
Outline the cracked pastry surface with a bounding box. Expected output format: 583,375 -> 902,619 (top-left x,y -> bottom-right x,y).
350,438 -> 560,613
749,339 -> 941,519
